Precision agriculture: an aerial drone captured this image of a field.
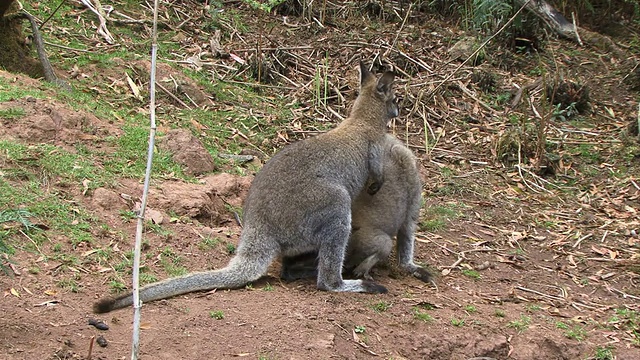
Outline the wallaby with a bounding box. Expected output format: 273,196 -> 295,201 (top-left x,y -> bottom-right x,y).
93,62 -> 398,314
280,134 -> 432,283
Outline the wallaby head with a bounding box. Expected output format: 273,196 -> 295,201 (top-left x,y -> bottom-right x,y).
349,62 -> 399,128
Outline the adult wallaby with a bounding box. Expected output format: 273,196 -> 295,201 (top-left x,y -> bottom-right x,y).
93,62 -> 398,313
280,134 -> 432,283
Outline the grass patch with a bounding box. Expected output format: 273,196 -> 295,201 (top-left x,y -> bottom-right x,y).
526,304 -> 542,313
0,77 -> 46,102
0,178 -> 96,249
58,277 -> 81,293
607,307 -> 640,345
593,346 -> 614,360
461,269 -> 481,279
198,236 -> 220,251
420,203 -> 465,231
0,107 -> 26,119
464,305 -> 478,313
412,307 -> 433,322
159,247 -> 188,277
507,315 -> 531,333
371,300 -> 391,313
209,310 -> 225,320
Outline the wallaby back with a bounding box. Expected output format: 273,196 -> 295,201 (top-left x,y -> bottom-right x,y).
94,62 -> 398,314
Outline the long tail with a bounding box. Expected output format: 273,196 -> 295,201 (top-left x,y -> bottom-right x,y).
93,255 -> 269,313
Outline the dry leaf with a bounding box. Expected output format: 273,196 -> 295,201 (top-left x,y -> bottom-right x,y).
126,72 -> 142,100
82,179 -> 91,196
10,288 -> 20,297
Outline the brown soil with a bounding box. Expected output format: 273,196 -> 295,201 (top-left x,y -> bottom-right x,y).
1,2 -> 640,360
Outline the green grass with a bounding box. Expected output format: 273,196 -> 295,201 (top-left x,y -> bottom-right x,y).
607,308 -> 640,345
451,318 -> 465,327
593,346 -> 614,360
526,304 -> 542,313
0,209 -> 30,273
146,222 -> 173,239
464,305 -> 478,313
0,178 -> 96,249
564,325 -> 587,341
209,310 -> 225,320
0,107 -> 26,119
108,279 -> 127,293
412,307 -> 434,322
420,203 -> 465,231
139,272 -> 159,285
507,315 -> 531,333
57,277 -> 81,293
371,300 -> 391,313
226,243 -> 237,255
0,77 -> 46,102
198,236 -> 220,251
461,269 -> 481,279
159,247 -> 188,276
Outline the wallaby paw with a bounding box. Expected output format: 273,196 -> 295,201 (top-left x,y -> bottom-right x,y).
362,280 -> 388,294
411,267 -> 433,283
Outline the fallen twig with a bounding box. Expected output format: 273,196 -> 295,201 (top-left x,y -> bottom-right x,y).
79,0 -> 115,44
515,285 -> 565,301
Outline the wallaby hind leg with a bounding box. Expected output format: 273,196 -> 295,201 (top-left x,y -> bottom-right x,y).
314,212 -> 387,294
347,229 -> 392,281
396,224 -> 432,283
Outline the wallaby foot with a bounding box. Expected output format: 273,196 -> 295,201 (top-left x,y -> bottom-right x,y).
351,254 -> 380,280
400,262 -> 433,283
318,278 -> 387,294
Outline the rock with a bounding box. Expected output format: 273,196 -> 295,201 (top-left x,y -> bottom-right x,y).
92,188 -> 126,210
159,129 -> 216,176
448,36 -> 483,64
304,333 -> 334,350
149,173 -> 250,225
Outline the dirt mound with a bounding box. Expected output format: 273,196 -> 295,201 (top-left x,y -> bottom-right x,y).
0,87 -> 121,151
158,128 -> 217,176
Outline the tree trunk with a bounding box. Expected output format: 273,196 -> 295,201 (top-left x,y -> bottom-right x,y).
0,0 -> 45,78
0,0 -> 15,18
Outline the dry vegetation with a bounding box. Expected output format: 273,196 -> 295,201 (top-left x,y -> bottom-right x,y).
0,1 -> 639,359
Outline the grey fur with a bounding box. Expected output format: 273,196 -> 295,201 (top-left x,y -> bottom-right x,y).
93,63 -> 397,314
346,135 -> 431,282
281,135 -> 432,283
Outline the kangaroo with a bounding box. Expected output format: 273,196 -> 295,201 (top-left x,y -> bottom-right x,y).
93,62 -> 398,313
280,134 -> 432,283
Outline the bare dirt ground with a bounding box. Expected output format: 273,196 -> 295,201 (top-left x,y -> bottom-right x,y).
1,1 -> 640,359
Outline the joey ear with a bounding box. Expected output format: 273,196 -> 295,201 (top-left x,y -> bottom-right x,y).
359,62 -> 376,87
376,72 -> 395,94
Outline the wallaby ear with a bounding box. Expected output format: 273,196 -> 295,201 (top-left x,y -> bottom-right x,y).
376,72 -> 395,94
359,62 -> 376,87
